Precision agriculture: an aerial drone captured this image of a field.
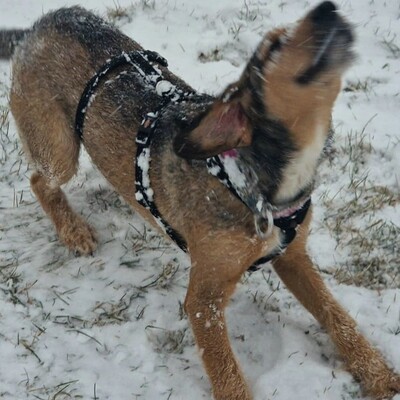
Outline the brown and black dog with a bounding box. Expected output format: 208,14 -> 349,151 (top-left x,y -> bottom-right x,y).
1,1 -> 399,399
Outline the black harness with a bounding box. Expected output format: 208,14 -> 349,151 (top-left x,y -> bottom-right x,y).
75,50 -> 192,250
135,113 -> 188,252
76,50 -> 172,140
75,50 -> 311,270
247,198 -> 310,271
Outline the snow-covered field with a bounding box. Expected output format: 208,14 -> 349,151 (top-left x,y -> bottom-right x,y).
0,0 -> 399,399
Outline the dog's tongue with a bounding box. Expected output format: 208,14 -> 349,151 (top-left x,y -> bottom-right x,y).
221,149 -> 239,158
273,198 -> 308,219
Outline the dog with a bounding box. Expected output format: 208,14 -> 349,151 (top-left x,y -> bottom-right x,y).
1,1 -> 399,399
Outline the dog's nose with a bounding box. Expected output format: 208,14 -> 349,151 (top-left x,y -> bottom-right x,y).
311,1 -> 337,25
309,1 -> 353,45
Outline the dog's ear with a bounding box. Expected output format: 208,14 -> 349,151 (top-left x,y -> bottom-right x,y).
173,98 -> 252,159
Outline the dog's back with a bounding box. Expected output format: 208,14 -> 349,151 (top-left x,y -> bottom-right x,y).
4,7 -> 156,254
6,6 -> 201,254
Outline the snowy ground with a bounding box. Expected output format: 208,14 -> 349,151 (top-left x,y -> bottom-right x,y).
0,0 -> 399,399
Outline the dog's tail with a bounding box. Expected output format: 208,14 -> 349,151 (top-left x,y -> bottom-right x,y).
0,29 -> 28,59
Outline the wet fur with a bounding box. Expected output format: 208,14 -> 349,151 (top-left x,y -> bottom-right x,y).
4,3 -> 400,399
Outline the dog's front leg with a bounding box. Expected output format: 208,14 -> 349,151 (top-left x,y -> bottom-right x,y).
272,213 -> 400,399
185,239 -> 253,400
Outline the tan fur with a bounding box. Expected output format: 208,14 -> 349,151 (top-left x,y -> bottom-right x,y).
263,23 -> 341,148
273,212 -> 400,399
8,4 -> 400,400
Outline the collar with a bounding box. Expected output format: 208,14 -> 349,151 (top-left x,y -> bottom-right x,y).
206,152 -> 312,235
206,152 -> 312,271
247,197 -> 311,271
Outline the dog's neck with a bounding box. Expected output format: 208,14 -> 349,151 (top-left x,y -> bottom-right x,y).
206,146 -> 313,239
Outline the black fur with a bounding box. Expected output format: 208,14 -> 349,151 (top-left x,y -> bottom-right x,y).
235,43 -> 297,203
0,29 -> 27,58
297,1 -> 354,84
32,7 -> 132,63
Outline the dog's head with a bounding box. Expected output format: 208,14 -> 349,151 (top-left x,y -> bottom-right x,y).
174,1 -> 354,208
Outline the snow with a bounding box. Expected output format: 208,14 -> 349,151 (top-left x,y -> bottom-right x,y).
0,1 -> 399,400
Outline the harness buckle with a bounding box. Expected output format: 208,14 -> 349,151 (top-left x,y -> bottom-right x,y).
136,113 -> 158,145
254,209 -> 274,239
156,80 -> 175,97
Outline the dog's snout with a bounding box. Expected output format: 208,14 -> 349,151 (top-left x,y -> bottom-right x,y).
304,1 -> 353,48
310,1 -> 338,25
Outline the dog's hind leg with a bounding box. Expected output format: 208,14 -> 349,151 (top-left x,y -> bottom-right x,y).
272,211 -> 400,399
10,91 -> 97,255
30,172 -> 97,255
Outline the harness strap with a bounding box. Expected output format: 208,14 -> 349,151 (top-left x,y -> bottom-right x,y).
135,114 -> 187,251
207,152 -> 312,271
75,50 -> 168,140
75,49 -> 189,250
75,50 -> 311,270
248,198 -> 311,271
207,154 -> 275,238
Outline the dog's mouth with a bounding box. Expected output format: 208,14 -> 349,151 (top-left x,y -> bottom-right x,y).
295,1 -> 355,84
215,148 -> 313,217
271,186 -> 313,218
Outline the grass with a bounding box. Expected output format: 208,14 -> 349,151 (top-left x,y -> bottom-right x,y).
198,48 -> 223,63
139,258 -> 180,289
0,106 -> 11,165
106,0 -> 156,25
145,325 -> 190,354
343,79 -> 373,94
25,380 -> 83,400
320,124 -> 400,289
381,35 -> 400,59
91,289 -> 144,326
248,269 -> 282,313
237,0 -> 260,23
198,0 -> 270,65
140,0 -> 156,10
106,3 -> 134,24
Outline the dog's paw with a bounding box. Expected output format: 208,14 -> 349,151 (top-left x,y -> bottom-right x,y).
364,370 -> 400,400
386,374 -> 400,398
59,216 -> 97,256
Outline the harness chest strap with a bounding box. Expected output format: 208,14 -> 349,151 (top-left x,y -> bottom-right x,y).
75,49 -> 311,270
135,114 -> 312,269
75,49 -> 190,251
135,114 -> 188,252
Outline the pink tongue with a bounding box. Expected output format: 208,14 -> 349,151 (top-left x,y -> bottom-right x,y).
273,205 -> 298,219
221,149 -> 238,158
273,198 -> 308,219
